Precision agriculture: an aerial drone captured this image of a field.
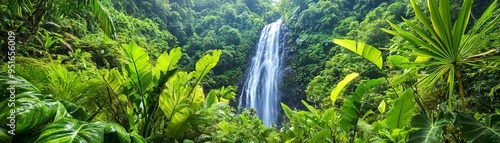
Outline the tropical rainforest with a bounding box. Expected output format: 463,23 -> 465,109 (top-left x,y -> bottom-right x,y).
1,0 -> 500,142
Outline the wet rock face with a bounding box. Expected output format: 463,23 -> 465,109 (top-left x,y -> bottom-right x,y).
277,19 -> 307,126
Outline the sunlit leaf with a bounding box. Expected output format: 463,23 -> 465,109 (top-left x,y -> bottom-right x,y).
378,100 -> 386,114
36,118 -> 105,142
386,89 -> 415,130
333,39 -> 383,69
330,73 -> 359,105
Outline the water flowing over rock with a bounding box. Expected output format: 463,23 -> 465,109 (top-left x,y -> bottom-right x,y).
238,19 -> 286,127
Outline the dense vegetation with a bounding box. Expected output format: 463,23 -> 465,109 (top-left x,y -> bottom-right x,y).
1,0 -> 500,142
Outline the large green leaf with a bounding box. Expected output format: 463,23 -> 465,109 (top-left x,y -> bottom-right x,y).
0,92 -> 60,133
455,113 -> 500,142
121,41 -> 153,93
159,72 -> 189,119
409,113 -> 446,143
88,0 -> 116,39
333,39 -> 383,69
386,89 -> 415,130
281,103 -> 294,119
153,47 -> 182,87
330,73 -> 359,105
36,118 -> 105,143
104,122 -> 131,143
339,78 -> 384,132
60,100 -> 88,121
155,47 -> 182,74
189,50 -> 222,87
165,108 -> 195,139
203,90 -> 217,109
0,75 -> 40,98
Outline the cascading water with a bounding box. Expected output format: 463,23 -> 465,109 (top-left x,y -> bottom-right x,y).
238,19 -> 285,127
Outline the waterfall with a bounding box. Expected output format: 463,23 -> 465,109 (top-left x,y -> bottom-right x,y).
238,19 -> 285,127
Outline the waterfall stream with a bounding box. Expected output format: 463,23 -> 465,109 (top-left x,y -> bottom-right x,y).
238,19 -> 285,127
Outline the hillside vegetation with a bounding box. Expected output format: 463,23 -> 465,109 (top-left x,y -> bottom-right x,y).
1,0 -> 500,142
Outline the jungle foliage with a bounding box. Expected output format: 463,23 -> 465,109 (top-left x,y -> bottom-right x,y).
1,0 -> 500,142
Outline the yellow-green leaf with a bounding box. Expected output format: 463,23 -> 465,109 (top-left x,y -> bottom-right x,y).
333,39 -> 383,69
378,100 -> 386,113
330,73 -> 359,104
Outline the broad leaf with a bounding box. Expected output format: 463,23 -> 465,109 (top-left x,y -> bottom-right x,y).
331,73 -> 359,104
0,92 -> 60,133
60,100 -> 88,121
455,113 -> 500,142
36,118 -> 105,142
387,55 -> 410,68
203,90 -> 217,109
409,113 -> 446,143
155,47 -> 182,73
104,122 -> 131,143
189,50 -> 222,87
339,78 -> 384,132
281,103 -> 294,119
333,39 -> 383,69
121,41 -> 152,93
386,89 -> 415,130
165,108 -> 195,139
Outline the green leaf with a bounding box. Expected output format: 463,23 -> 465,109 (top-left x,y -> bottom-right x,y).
331,73 -> 359,104
387,55 -> 410,68
281,103 -> 294,119
104,122 -> 131,143
217,121 -> 236,134
88,0 -> 116,39
301,100 -> 318,115
409,113 -> 446,143
339,78 -> 384,132
333,39 -> 383,69
378,100 -> 386,114
121,41 -> 153,93
160,72 -> 189,119
165,108 -> 194,139
386,89 -> 415,130
189,50 -> 222,87
240,114 -> 249,127
0,127 -> 11,143
60,100 -> 88,121
130,131 -> 147,143
0,92 -> 60,133
490,84 -> 500,100
203,90 -> 217,109
455,113 -> 500,142
309,129 -> 331,143
36,118 -> 105,142
155,47 -> 182,72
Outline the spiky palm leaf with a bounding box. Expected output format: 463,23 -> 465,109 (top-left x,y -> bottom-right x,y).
382,0 -> 500,110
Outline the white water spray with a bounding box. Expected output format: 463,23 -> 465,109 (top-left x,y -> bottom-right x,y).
238,19 -> 284,127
